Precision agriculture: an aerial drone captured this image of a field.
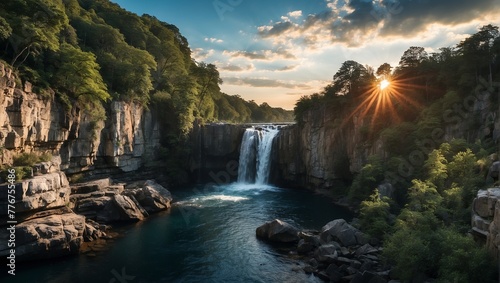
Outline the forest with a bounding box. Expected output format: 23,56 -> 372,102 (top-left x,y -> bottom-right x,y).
294,25 -> 500,281
0,0 -> 293,142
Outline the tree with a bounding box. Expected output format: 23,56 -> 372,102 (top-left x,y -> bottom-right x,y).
332,60 -> 371,95
376,63 -> 392,79
398,46 -> 428,69
424,149 -> 448,191
359,189 -> 392,239
2,0 -> 68,67
457,24 -> 499,84
54,43 -> 109,119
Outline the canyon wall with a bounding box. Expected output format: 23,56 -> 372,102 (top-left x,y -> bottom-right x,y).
271,106 -> 384,190
189,122 -> 246,183
0,63 -> 160,176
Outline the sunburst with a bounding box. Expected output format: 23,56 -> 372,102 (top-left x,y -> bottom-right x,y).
338,76 -> 424,136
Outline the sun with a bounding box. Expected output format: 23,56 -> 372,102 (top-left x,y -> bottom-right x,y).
379,79 -> 390,90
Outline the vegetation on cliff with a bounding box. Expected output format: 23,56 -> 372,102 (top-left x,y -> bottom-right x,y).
294,25 -> 500,281
0,0 -> 293,136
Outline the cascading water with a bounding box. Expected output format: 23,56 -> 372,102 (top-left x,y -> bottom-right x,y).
237,129 -> 258,183
237,125 -> 279,184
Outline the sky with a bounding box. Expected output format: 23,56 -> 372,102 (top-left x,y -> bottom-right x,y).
111,0 -> 500,110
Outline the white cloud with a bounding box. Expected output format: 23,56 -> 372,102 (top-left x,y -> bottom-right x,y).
204,37 -> 224,43
287,10 -> 302,18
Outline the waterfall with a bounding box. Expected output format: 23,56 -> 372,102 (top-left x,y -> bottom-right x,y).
237,129 -> 257,183
237,126 -> 279,184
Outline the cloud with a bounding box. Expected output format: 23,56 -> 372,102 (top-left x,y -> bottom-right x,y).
219,63 -> 254,72
223,77 -> 312,89
277,65 -> 298,71
223,49 -> 297,60
204,37 -> 224,43
192,48 -> 215,61
288,10 -> 303,18
257,0 -> 500,46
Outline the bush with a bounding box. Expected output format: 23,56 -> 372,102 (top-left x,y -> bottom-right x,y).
12,152 -> 52,167
0,166 -> 32,182
349,156 -> 385,203
359,190 -> 392,239
437,228 -> 495,283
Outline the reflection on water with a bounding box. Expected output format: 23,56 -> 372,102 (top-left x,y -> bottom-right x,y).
4,183 -> 351,283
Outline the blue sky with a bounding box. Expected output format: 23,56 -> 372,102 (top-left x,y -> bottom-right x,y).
111,0 -> 500,109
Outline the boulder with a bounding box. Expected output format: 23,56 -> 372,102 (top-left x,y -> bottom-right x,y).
315,244 -> 339,262
256,219 -> 300,243
0,172 -> 70,214
71,178 -> 112,194
97,195 -> 147,223
124,186 -> 171,213
0,209 -> 85,261
297,239 -> 315,254
83,219 -> 106,242
143,180 -> 172,200
320,219 -> 367,247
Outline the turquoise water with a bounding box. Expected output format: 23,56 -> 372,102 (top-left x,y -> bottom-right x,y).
4,184 -> 351,283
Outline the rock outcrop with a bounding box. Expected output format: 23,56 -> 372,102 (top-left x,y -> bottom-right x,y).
471,188 -> 500,257
0,207 -> 85,261
0,62 -> 160,175
271,107 -> 384,190
0,163 -> 171,262
0,171 -> 70,214
256,218 -> 389,282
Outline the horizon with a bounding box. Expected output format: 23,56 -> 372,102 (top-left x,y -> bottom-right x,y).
111,0 -> 500,110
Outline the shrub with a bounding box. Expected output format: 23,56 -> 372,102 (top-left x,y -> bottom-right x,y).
359,189 -> 392,239
12,152 -> 52,167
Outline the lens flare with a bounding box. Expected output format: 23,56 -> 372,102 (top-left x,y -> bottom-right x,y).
380,79 -> 390,90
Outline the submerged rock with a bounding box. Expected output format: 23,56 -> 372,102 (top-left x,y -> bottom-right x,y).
256,219 -> 300,243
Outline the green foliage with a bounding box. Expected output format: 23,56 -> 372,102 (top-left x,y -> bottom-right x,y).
424,149 -> 448,191
13,152 -> 45,166
383,228 -> 433,281
54,43 -> 109,117
349,156 -> 385,203
436,228 -> 495,283
407,179 -> 442,212
359,190 -> 392,239
380,122 -> 417,156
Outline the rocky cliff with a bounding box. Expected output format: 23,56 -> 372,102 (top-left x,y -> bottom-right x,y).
0,63 -> 160,176
271,106 -> 384,190
472,188 -> 500,257
189,122 -> 246,183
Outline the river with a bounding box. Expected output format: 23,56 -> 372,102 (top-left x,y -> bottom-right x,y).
6,183 -> 351,283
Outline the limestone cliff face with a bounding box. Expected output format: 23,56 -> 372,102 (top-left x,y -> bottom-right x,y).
271,106 -> 384,190
0,63 -> 160,175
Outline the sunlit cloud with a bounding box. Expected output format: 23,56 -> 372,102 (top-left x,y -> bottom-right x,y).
218,63 -> 254,72
288,10 -> 302,18
223,49 -> 297,61
204,37 -> 224,43
258,0 -> 500,47
192,48 -> 215,61
223,77 -> 312,89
